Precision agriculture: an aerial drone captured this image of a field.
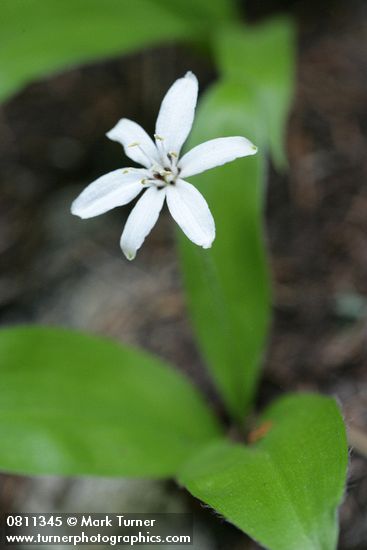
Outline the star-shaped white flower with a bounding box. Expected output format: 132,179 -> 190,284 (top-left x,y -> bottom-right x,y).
71,72 -> 257,260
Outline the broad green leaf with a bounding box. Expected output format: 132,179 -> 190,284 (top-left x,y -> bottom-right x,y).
178,80 -> 270,420
0,326 -> 221,477
153,0 -> 237,24
214,18 -> 296,168
0,0 -> 235,104
180,394 -> 348,550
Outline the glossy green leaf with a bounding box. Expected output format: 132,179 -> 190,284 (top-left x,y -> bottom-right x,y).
180,394 -> 348,550
0,0 -> 235,103
214,18 -> 296,168
178,80 -> 270,420
0,326 -> 221,477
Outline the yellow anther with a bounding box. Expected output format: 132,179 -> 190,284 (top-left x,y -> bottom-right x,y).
128,141 -> 140,148
154,134 -> 164,141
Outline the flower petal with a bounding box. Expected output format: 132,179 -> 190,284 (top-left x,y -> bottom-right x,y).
155,71 -> 198,157
166,179 -> 215,248
71,168 -> 146,219
106,119 -> 160,168
179,136 -> 258,178
120,186 -> 166,260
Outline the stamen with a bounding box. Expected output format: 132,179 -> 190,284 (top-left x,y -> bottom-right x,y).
128,141 -> 154,166
167,152 -> 178,173
154,134 -> 171,168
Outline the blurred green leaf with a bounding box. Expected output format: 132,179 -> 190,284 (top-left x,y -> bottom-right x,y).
214,18 -> 296,168
153,0 -> 237,23
0,0 -> 235,103
178,80 -> 270,420
180,394 -> 348,550
0,326 -> 221,477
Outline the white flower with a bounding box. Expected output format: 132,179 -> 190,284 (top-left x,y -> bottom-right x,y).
71,72 -> 257,260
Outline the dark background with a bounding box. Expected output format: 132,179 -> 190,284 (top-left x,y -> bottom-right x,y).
1,0 -> 367,547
